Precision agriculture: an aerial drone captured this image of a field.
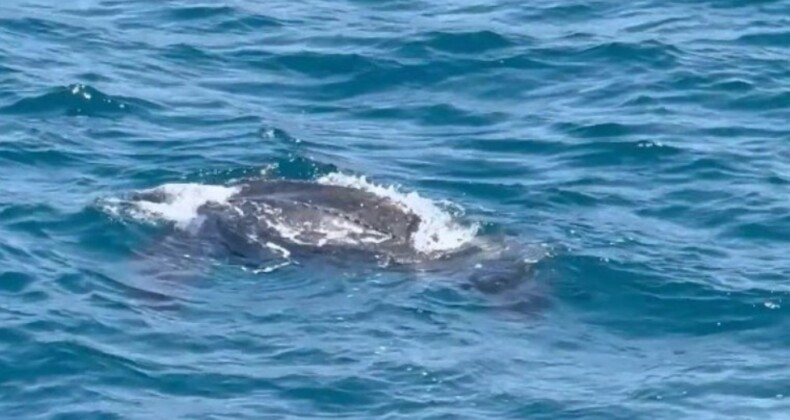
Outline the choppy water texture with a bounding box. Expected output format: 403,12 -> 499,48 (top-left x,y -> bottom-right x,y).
2,0 -> 790,418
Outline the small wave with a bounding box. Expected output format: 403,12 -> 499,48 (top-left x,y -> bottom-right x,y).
1,84 -> 153,117
271,52 -> 381,79
574,40 -> 681,68
736,31 -> 790,46
165,5 -> 236,20
406,30 -> 515,55
317,173 -> 479,254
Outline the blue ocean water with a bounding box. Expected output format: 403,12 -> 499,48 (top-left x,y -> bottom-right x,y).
2,0 -> 789,418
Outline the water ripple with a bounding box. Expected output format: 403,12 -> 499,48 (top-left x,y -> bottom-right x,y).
1,0 -> 789,418
1,84 -> 157,117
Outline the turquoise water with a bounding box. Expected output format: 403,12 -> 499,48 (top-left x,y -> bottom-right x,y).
2,0 -> 789,418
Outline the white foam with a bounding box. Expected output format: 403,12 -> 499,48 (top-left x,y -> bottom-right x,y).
265,241 -> 291,259
317,172 -> 479,254
262,208 -> 390,248
313,216 -> 391,246
103,175 -> 479,257
124,183 -> 239,228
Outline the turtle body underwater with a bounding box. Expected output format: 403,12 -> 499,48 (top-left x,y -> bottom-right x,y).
121,177 -> 545,296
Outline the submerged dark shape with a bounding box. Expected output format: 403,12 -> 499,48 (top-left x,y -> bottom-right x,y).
135,179 -> 540,296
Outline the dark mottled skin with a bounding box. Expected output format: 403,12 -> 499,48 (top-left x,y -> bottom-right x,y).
233,180 -> 421,249
139,179 -> 541,300
189,180 -> 423,263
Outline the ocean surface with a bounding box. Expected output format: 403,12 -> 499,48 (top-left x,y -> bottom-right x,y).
1,0 -> 789,418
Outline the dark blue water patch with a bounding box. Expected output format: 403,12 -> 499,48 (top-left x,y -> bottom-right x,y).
50,410 -> 123,420
556,121 -> 648,138
725,90 -> 790,112
135,3 -> 283,37
552,139 -> 683,170
623,16 -> 688,34
38,207 -> 143,254
661,156 -> 746,181
73,72 -> 115,85
216,13 -> 284,32
693,128 -> 787,151
576,40 -> 682,69
0,146 -> 86,169
0,203 -> 61,236
60,2 -> 125,18
292,53 -> 562,100
617,94 -> 665,109
0,271 -> 34,294
0,241 -> 39,276
272,51 -> 385,79
354,104 -> 508,127
0,16 -> 88,39
0,62 -> 19,76
637,187 -> 743,218
74,267 -> 183,310
531,2 -> 606,19
555,254 -> 787,337
722,215 -> 790,243
659,69 -> 712,90
165,4 -> 238,21
159,43 -> 227,72
415,179 -> 528,205
736,31 -> 790,47
707,0 -> 789,8
767,173 -> 789,185
454,137 -> 568,156
541,187 -> 606,209
413,30 -> 516,55
0,127 -> 116,171
707,78 -> 755,93
54,272 -> 101,297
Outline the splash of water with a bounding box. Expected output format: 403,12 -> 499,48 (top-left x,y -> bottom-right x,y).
101,183 -> 240,229
317,172 -> 479,254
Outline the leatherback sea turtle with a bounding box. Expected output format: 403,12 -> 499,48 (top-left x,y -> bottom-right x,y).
120,177 -> 545,295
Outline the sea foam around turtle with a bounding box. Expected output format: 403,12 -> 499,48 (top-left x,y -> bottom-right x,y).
101,173 -> 480,261
101,183 -> 241,229
317,173 -> 479,254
